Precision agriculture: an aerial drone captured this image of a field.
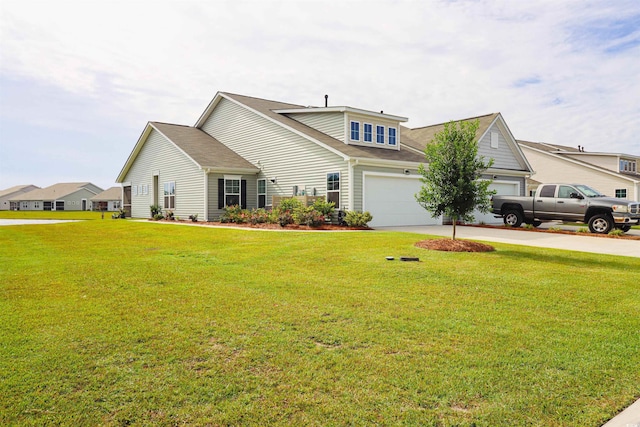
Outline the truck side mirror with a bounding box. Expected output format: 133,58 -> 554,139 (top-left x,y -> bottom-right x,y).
570,192 -> 583,199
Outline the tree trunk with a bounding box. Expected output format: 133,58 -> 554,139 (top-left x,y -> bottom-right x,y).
452,216 -> 457,240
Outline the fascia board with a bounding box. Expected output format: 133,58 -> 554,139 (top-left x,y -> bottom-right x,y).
194,91 -> 224,128
219,93 -> 350,161
521,145 -> 640,183
274,106 -> 408,122
351,157 -> 423,169
203,167 -> 260,175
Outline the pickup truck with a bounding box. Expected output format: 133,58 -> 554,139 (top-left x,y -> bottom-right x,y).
491,184 -> 640,234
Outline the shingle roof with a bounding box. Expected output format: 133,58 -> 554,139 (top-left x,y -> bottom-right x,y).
14,183 -> 96,201
401,113 -> 500,152
221,92 -> 426,164
151,122 -> 259,170
0,185 -> 39,198
90,186 -> 122,201
517,140 -> 581,153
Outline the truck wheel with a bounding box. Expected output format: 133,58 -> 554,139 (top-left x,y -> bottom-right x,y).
503,210 -> 523,227
588,214 -> 613,234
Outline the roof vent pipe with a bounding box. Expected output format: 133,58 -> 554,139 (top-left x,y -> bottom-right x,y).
325,94 -> 328,107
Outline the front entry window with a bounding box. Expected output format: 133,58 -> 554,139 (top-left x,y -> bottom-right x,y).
327,172 -> 340,209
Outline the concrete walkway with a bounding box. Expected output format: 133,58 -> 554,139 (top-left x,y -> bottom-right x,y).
375,225 -> 640,258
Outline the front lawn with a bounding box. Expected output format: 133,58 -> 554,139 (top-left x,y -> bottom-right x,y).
1,219 -> 638,426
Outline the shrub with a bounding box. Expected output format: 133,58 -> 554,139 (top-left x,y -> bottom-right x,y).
278,210 -> 294,227
312,199 -> 335,217
577,227 -> 589,233
608,228 -> 625,237
293,206 -> 325,227
343,210 -> 373,227
249,208 -> 270,225
165,210 -> 174,220
153,213 -> 164,221
278,197 -> 304,213
220,205 -> 248,223
548,226 -> 561,232
150,205 -> 162,217
189,214 -> 198,222
112,208 -> 126,219
523,223 -> 534,230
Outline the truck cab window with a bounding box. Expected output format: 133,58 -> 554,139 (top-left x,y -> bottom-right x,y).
539,185 -> 556,198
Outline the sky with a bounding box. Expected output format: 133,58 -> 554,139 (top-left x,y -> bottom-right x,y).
1,0 -> 639,191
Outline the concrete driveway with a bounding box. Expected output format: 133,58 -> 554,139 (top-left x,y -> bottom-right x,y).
375,225 -> 640,258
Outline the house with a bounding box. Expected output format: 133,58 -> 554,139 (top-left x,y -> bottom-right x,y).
90,187 -> 122,212
10,182 -> 103,211
517,141 -> 640,200
116,92 -> 532,226
0,185 -> 40,210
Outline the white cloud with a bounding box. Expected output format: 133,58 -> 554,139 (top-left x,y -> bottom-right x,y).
1,0 -> 639,189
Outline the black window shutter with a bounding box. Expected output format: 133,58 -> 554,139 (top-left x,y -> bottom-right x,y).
218,179 -> 224,209
241,180 -> 247,209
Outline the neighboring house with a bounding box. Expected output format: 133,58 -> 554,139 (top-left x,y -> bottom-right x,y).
11,182 -> 103,211
90,187 -> 122,211
116,92 -> 532,226
0,184 -> 40,210
517,141 -> 640,200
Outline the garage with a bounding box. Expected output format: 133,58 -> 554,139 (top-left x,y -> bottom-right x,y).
363,174 -> 441,227
472,181 -> 520,224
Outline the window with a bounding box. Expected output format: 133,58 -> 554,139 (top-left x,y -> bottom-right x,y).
388,127 -> 397,146
55,201 -> 64,211
257,179 -> 267,208
350,121 -> 360,141
34,201 -> 40,209
376,125 -> 385,144
43,201 -> 52,211
327,172 -> 340,209
558,185 -> 575,199
364,123 -> 372,142
615,189 -> 627,198
164,181 -> 175,209
491,132 -> 499,149
539,185 -> 556,197
21,202 -> 28,209
225,178 -> 240,206
620,159 -> 637,173
132,185 -> 138,196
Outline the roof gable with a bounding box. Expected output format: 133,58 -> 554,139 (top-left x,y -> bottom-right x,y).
0,184 -> 40,198
15,183 -> 100,201
196,92 -> 424,165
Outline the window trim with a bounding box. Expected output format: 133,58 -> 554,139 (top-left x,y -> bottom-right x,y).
615,189 -> 627,198
388,127 -> 397,146
491,132 -> 499,149
224,176 -> 241,207
363,123 -> 373,143
257,178 -> 267,208
326,172 -> 340,209
376,125 -> 385,144
163,181 -> 175,209
350,121 -> 360,141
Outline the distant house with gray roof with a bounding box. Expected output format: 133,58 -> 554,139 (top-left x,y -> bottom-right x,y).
90,187 -> 122,212
116,91 -> 532,226
517,141 -> 640,200
0,184 -> 40,210
11,182 -> 103,211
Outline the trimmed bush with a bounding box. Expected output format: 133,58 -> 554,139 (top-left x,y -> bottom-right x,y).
343,211 -> 373,227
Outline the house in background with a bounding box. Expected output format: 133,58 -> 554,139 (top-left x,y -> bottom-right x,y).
90,187 -> 122,212
10,182 -> 103,211
0,184 -> 40,210
517,141 -> 640,200
116,91 -> 532,227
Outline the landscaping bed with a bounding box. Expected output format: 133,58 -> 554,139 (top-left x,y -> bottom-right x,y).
468,223 -> 640,240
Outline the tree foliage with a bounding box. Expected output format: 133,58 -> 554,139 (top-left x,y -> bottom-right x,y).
415,119 -> 494,239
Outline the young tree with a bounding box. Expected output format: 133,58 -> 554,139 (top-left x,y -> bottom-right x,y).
415,119 -> 494,240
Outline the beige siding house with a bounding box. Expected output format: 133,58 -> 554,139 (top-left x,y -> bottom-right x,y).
517,141 -> 640,201
117,91 -> 533,226
0,184 -> 40,210
90,187 -> 123,212
10,182 -> 103,211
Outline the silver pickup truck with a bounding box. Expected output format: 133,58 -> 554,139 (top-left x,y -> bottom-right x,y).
491,184 -> 640,234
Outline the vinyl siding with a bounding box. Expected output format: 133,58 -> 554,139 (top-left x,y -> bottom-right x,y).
563,154 -> 619,172
122,129 -> 205,219
285,112 -> 345,142
478,122 -> 523,170
200,98 -> 349,210
520,146 -> 639,200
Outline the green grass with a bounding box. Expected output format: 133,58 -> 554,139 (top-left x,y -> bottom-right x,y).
1,217 -> 639,426
0,210 -> 105,220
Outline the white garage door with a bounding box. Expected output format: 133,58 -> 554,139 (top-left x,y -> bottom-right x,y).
363,174 -> 442,227
472,181 -> 520,224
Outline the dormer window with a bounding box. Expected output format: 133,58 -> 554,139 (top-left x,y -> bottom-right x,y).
376,125 -> 385,144
389,127 -> 397,146
620,159 -> 637,173
364,123 -> 372,142
350,121 -> 360,141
